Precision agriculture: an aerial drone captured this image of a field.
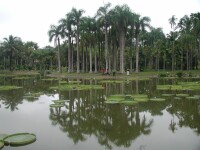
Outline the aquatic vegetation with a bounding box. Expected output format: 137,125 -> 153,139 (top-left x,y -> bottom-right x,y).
68,80 -> 81,84
150,98 -> 166,101
3,133 -> 36,146
186,96 -> 199,100
127,77 -> 151,81
50,84 -> 104,91
121,100 -> 138,105
0,86 -> 22,91
98,80 -> 124,84
0,134 -> 7,141
105,94 -> 149,104
13,76 -> 33,80
176,94 -> 189,97
157,82 -> 200,91
0,141 -> 4,149
50,104 -> 65,108
52,100 -> 66,104
161,94 -> 175,97
41,78 -> 59,81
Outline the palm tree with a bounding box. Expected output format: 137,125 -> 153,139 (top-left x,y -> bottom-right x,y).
48,24 -> 64,72
71,7 -> 85,73
135,15 -> 151,72
111,4 -> 132,73
3,35 -> 22,71
59,12 -> 73,72
128,12 -> 136,73
96,2 -> 111,72
168,15 -> 177,71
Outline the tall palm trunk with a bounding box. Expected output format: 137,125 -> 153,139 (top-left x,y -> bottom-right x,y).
68,35 -> 71,73
89,43 -> 92,73
9,49 -> 13,71
105,26 -> 109,71
119,29 -> 125,73
57,38 -> 61,73
82,45 -> 85,72
130,32 -> 133,73
77,31 -> 80,73
94,45 -> 97,73
135,33 -> 140,73
113,42 -> 117,71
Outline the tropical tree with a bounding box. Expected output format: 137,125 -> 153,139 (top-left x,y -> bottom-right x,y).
111,4 -> 132,73
96,2 -> 111,72
71,7 -> 85,73
48,24 -> 64,72
2,35 -> 22,71
59,12 -> 74,72
135,15 -> 151,72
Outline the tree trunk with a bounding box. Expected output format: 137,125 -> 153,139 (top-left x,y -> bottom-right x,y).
57,38 -> 61,73
113,42 -> 117,71
82,45 -> 85,72
77,32 -> 80,73
119,30 -> 125,73
105,26 -> 109,72
89,43 -> 92,73
135,33 -> 140,73
85,44 -> 88,72
94,45 -> 97,73
68,35 -> 71,73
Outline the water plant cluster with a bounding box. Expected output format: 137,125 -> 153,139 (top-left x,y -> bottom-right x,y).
0,133 -> 36,149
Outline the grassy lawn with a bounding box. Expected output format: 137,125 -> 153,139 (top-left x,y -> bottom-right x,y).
0,70 -> 200,79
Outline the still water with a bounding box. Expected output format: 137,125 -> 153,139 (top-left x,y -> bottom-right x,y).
0,76 -> 200,150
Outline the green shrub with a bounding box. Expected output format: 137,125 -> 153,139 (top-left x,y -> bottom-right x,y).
176,71 -> 183,78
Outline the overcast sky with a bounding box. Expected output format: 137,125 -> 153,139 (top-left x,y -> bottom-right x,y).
0,0 -> 200,48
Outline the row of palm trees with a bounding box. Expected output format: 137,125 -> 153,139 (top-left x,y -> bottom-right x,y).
48,3 -> 152,73
0,3 -> 200,73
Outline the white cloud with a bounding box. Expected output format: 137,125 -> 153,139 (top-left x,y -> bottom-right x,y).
0,0 -> 199,48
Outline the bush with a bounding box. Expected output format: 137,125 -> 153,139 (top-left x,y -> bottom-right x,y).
176,71 -> 183,78
159,73 -> 167,77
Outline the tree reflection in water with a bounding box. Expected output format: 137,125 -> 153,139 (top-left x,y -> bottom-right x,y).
49,89 -> 153,149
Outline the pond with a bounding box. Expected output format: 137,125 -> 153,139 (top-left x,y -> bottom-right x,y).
0,75 -> 200,150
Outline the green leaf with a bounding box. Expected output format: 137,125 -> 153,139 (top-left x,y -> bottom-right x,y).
0,141 -> 4,149
3,133 -> 36,146
150,98 -> 166,101
0,134 -> 8,141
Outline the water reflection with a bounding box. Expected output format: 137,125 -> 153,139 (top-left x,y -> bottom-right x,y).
0,77 -> 200,149
49,93 -> 153,149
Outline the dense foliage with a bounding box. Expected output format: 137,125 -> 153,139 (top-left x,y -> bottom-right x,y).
0,3 -> 200,73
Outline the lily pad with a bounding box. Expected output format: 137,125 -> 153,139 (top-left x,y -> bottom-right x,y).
0,134 -> 8,141
121,100 -> 138,105
4,133 -> 36,146
162,94 -> 175,97
52,100 -> 66,104
0,141 -> 4,149
50,104 -> 65,108
176,94 -> 189,97
106,95 -> 125,101
150,98 -> 166,101
186,96 -> 199,100
105,101 -> 120,104
0,86 -> 22,91
134,97 -> 149,102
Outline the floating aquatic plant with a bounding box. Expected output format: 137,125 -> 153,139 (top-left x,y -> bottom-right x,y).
3,133 -> 36,146
50,84 -> 104,91
150,98 -> 166,101
105,94 -> 149,104
186,96 -> 199,100
0,86 -> 22,91
161,94 -> 175,97
176,94 -> 189,97
50,104 -> 65,108
98,80 -> 124,84
0,141 -> 4,149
